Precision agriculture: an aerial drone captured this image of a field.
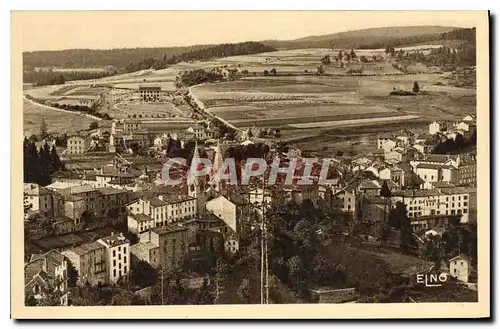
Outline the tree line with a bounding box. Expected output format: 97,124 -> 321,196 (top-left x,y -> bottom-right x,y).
126,42 -> 276,73
24,138 -> 64,186
23,70 -> 118,85
23,45 -> 211,71
263,27 -> 476,51
175,68 -> 225,88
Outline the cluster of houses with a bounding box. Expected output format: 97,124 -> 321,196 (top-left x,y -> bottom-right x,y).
428,114 -> 477,141
65,120 -> 218,156
25,113 -> 478,304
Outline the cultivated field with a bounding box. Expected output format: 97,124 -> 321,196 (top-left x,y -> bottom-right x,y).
182,48 -> 475,155
23,47 -> 475,156
113,101 -> 187,119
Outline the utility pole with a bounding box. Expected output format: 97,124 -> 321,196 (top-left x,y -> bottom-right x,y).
247,178 -> 270,305
160,268 -> 164,306
213,257 -> 225,304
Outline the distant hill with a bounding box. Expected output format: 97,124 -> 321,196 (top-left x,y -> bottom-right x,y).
292,26 -> 457,42
262,26 -> 474,50
23,45 -> 213,71
23,25 -> 475,73
23,42 -> 276,73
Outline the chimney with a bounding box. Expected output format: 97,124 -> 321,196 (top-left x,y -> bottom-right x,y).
158,195 -> 164,201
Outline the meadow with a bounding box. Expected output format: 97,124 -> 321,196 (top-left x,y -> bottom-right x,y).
23,99 -> 98,136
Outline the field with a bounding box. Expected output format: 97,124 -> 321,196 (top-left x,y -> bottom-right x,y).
23,99 -> 98,136
23,47 -> 475,156
179,48 -> 475,155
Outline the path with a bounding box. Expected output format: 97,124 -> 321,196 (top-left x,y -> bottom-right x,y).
188,84 -> 243,133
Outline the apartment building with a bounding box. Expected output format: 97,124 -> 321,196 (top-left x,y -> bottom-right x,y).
62,241 -> 107,286
391,187 -> 470,224
131,225 -> 189,270
67,134 -> 90,155
53,185 -> 135,221
97,233 -> 130,283
126,194 -> 197,232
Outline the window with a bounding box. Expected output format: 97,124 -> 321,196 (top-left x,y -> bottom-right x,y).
113,250 -> 116,257
454,269 -> 457,274
124,266 -> 127,273
118,254 -> 121,260
113,260 -> 116,267
118,246 -> 121,252
113,269 -> 116,277
461,261 -> 463,266
123,246 -> 127,253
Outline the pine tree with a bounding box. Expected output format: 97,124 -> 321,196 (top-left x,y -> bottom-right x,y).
38,143 -> 52,186
398,202 -> 416,254
24,141 -> 40,184
412,81 -> 420,93
380,180 -> 392,198
40,117 -> 48,139
49,146 -> 62,174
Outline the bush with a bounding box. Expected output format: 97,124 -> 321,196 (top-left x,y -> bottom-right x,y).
389,90 -> 416,96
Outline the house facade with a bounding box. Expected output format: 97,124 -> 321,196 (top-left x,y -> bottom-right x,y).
67,135 -> 90,155
62,241 -> 107,286
24,250 -> 68,306
449,254 -> 472,283
97,233 -> 131,284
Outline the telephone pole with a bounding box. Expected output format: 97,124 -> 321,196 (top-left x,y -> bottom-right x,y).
160,268 -> 164,306
247,178 -> 270,304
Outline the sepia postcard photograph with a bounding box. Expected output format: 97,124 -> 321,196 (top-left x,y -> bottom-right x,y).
10,10 -> 490,319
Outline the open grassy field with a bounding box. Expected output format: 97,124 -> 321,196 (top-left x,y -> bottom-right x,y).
23,99 -> 98,136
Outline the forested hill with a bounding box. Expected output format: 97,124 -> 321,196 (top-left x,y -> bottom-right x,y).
23,42 -> 276,72
125,41 -> 276,73
261,26 -> 475,50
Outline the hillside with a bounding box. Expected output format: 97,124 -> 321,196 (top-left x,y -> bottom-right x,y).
293,26 -> 457,42
262,26 -> 474,50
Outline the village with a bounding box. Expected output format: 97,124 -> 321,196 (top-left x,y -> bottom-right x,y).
23,83 -> 478,305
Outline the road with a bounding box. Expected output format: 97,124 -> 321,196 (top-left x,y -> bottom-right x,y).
188,85 -> 243,133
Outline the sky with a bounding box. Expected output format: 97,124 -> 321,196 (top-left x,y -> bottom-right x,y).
14,11 -> 480,52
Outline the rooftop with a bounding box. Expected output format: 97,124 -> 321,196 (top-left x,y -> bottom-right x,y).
440,187 -> 469,195
160,194 -> 196,204
139,84 -> 161,90
24,183 -> 50,196
69,241 -> 105,256
152,224 -> 188,235
98,233 -> 129,246
415,163 -> 453,170
97,187 -> 128,196
59,184 -> 97,195
129,213 -> 153,223
392,189 -> 441,198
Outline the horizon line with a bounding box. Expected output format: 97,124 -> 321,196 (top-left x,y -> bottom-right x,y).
22,24 -> 473,53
